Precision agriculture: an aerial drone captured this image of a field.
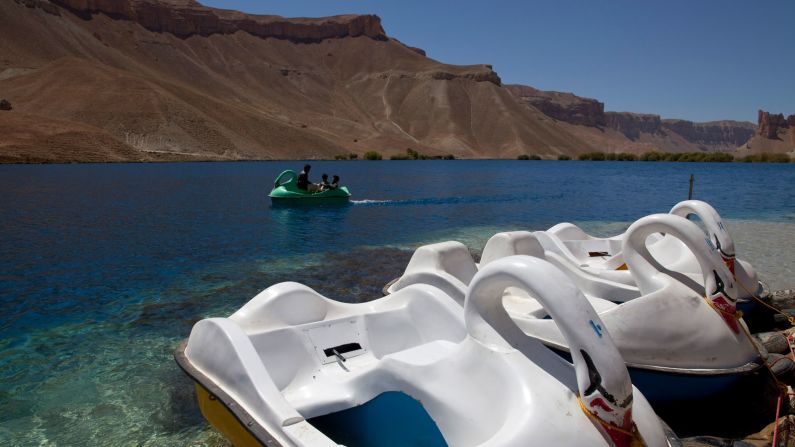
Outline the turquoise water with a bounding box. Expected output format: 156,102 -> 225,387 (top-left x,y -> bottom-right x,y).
1,160 -> 794,445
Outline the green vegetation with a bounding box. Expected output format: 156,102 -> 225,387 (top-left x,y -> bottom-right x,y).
638,151 -> 733,162
340,150 -> 790,163
334,153 -> 358,160
575,150 -> 737,162
578,152 -> 606,161
736,153 -> 791,163
389,148 -> 455,160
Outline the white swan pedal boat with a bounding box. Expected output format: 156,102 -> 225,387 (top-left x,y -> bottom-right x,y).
540,200 -> 763,302
385,214 -> 762,402
175,257 -> 675,447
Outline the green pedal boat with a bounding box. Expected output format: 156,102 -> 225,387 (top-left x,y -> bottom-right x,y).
269,170 -> 351,203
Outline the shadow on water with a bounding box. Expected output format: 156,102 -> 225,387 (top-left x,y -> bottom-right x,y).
127,246 -> 414,328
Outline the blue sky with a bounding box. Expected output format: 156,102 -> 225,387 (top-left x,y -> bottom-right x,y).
201,0 -> 794,122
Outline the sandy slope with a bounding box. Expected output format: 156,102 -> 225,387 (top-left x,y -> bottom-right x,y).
0,0 -> 588,162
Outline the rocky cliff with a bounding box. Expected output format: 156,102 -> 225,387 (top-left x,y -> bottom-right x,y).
50,0 -> 387,42
737,110 -> 795,155
758,110 -> 794,139
508,84 -> 758,152
603,112 -> 662,140
661,119 -> 755,147
506,85 -> 604,127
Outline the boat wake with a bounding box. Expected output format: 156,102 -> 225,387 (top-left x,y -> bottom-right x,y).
350,199 -> 396,205
352,194 -> 539,207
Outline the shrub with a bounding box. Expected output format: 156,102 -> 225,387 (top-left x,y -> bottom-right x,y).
390,149 -> 456,160
579,151 -> 606,161
703,152 -> 734,162
738,153 -> 791,163
334,153 -> 348,160
558,155 -> 571,160
363,151 -> 382,160
517,154 -> 530,160
348,153 -> 358,160
639,151 -> 664,161
616,152 -> 637,161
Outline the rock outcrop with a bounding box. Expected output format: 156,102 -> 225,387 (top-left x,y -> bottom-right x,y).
50,0 -> 387,42
604,112 -> 662,140
509,84 -> 758,151
0,99 -> 11,110
758,110 -> 794,139
662,119 -> 755,147
506,85 -> 605,127
14,0 -> 60,15
430,69 -> 501,85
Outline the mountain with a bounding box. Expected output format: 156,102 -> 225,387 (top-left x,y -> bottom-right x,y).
505,85 -> 757,154
0,0 -> 587,162
0,0 -> 789,162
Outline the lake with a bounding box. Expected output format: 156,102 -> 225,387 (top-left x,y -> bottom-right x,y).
1,160 -> 794,445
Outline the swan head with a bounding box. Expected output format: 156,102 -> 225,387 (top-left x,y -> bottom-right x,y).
670,200 -> 736,274
465,256 -> 644,447
704,265 -> 741,334
625,213 -> 741,334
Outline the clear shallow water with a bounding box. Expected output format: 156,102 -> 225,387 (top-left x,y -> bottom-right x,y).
0,160 -> 794,445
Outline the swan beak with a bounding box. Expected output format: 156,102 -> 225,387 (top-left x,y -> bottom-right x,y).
722,256 -> 736,275
710,295 -> 740,334
580,396 -> 644,447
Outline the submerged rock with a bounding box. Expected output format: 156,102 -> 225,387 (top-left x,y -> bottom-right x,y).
0,99 -> 11,110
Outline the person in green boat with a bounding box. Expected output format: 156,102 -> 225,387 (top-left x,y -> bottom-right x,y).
296,164 -> 311,190
319,174 -> 331,191
329,175 -> 340,190
297,164 -> 322,192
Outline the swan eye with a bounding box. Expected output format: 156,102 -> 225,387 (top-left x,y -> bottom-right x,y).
581,350 -> 632,408
711,270 -> 725,296
581,349 -> 604,397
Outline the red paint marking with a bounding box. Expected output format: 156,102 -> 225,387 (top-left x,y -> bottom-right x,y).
589,397 -> 614,413
721,256 -> 736,275
712,295 -> 740,333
